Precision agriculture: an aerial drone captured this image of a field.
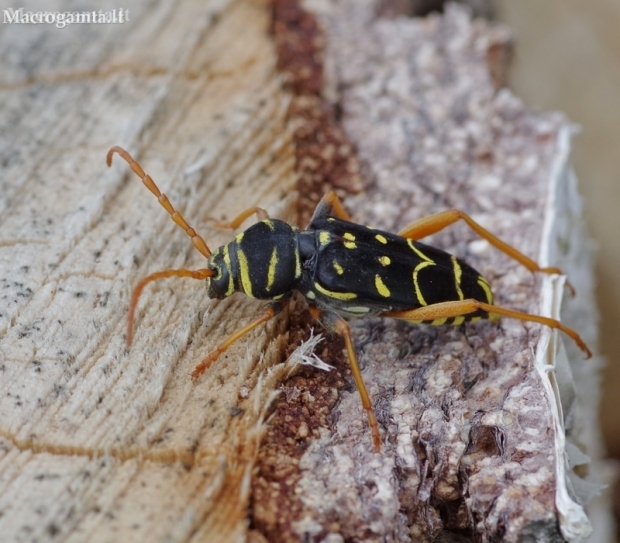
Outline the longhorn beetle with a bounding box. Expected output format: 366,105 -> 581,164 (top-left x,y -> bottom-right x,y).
107,146 -> 591,451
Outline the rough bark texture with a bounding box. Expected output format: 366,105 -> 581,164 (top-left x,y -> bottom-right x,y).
252,2 -> 602,543
0,1 -> 603,543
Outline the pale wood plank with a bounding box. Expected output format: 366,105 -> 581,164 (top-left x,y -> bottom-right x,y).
0,1 -> 298,541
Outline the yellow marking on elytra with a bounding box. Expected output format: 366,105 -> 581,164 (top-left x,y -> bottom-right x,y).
453,316 -> 466,325
347,306 -> 371,314
319,231 -> 331,245
272,293 -> 285,300
222,245 -> 235,296
235,232 -> 244,244
343,232 -> 357,249
375,275 -> 391,298
407,239 -> 434,263
333,261 -> 344,275
375,234 -> 388,244
413,261 -> 434,306
266,247 -> 279,292
237,249 -> 254,297
451,256 -> 464,301
263,219 -> 275,231
471,316 -> 481,323
378,255 -> 391,266
477,276 -> 494,305
432,318 -> 448,326
314,282 -> 357,300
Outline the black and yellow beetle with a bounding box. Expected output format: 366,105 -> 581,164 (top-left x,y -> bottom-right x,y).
107,146 -> 591,451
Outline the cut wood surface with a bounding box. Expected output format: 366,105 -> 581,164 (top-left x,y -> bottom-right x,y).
1,0 -> 299,541
0,1 -> 606,542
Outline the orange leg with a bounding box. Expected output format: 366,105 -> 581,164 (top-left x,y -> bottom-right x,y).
382,299 -> 591,358
397,209 -> 570,288
107,146 -> 212,259
207,206 -> 269,230
310,307 -> 382,452
127,268 -> 213,346
190,302 -> 283,379
310,190 -> 352,222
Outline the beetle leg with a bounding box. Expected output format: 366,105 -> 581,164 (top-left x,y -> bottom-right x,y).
310,190 -> 352,222
207,206 -> 269,230
191,300 -> 286,379
382,299 -> 591,358
127,268 -> 213,347
396,209 -> 569,284
107,146 -> 212,259
310,307 -> 382,451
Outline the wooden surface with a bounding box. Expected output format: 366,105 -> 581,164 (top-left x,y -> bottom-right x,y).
0,0 -> 299,541
0,1 -> 605,542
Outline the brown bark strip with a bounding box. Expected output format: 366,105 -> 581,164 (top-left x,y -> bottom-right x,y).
250,1 -> 371,541
271,0 -> 365,225
251,305 -> 348,543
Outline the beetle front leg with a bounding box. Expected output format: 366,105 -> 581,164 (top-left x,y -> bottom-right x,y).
191,300 -> 286,379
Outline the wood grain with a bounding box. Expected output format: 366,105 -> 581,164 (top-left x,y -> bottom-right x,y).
0,1 -> 298,541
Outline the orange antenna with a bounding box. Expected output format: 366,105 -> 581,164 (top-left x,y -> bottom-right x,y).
107,146 -> 216,346
107,146 -> 212,258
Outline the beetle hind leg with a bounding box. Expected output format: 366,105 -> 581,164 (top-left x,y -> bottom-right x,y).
207,206 -> 270,230
309,190 -> 352,222
382,299 -> 591,358
397,209 -> 570,286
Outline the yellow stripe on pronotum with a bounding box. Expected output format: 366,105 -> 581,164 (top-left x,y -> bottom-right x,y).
266,247 -> 278,292
237,249 -> 253,298
222,244 -> 235,297
294,246 -> 301,279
